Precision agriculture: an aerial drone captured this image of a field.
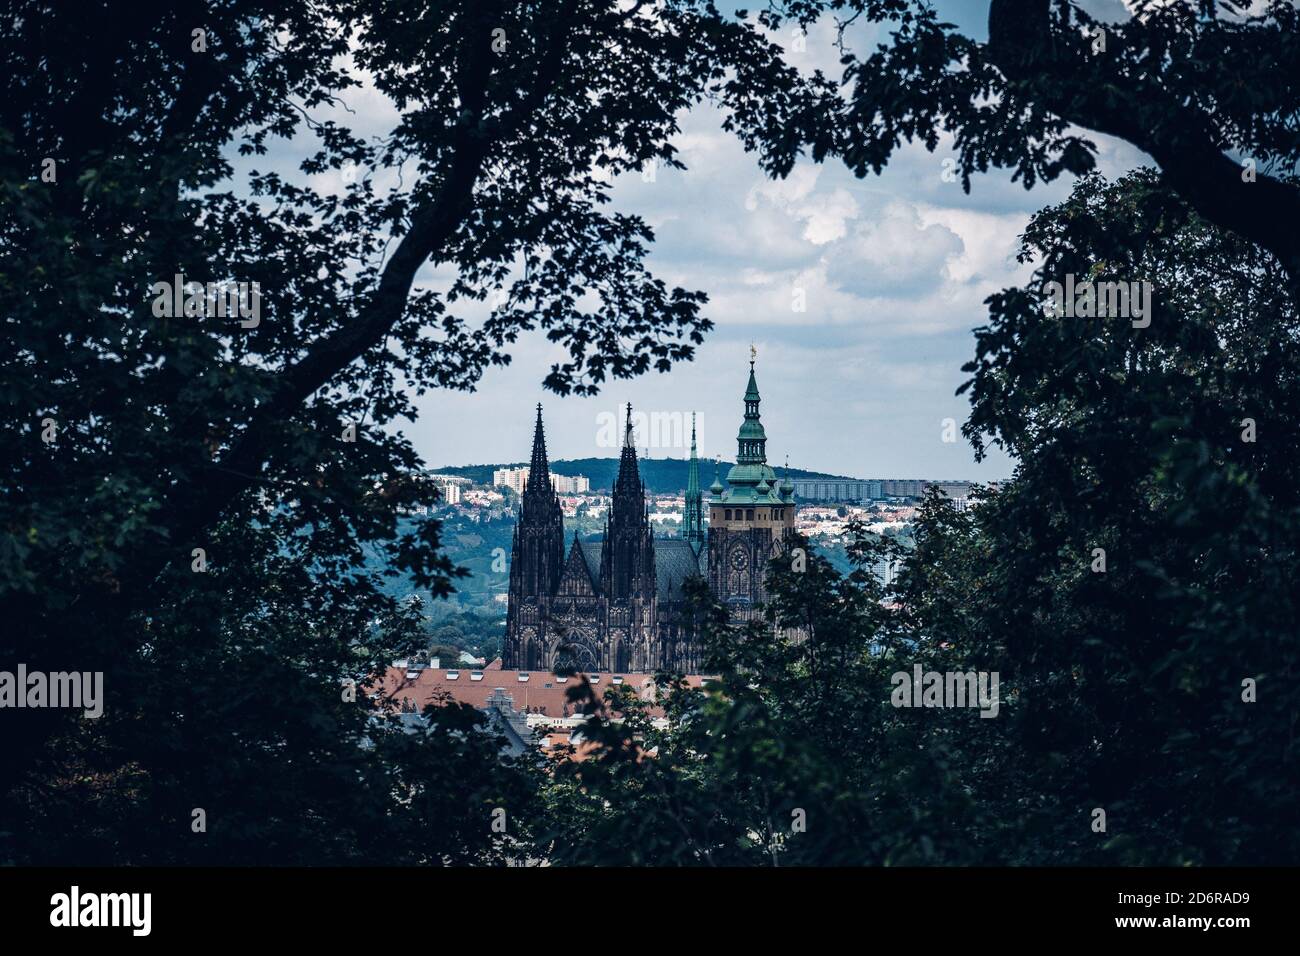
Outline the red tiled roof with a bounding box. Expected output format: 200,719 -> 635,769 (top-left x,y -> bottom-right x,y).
369,666 -> 706,719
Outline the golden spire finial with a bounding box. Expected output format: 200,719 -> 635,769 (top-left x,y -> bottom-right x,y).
749,342 -> 757,366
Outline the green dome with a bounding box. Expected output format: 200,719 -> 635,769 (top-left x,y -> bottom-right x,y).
726,462 -> 776,486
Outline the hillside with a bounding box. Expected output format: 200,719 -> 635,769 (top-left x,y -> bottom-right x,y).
429,457 -> 853,493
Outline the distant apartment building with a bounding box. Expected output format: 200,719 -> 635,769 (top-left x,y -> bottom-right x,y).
552,473 -> 591,494
428,473 -> 470,505
871,555 -> 903,586
792,477 -> 978,503
493,466 -> 589,495
493,466 -> 529,494
792,478 -> 883,502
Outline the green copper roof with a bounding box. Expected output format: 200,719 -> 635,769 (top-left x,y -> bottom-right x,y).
733,358 -> 767,467
726,462 -> 776,484
709,458 -> 724,496
718,354 -> 787,505
683,412 -> 704,547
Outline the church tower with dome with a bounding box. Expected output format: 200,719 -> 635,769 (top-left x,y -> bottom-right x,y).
706,347 -> 797,617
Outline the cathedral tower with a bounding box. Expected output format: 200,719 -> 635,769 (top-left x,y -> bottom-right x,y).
599,404 -> 657,669
503,405 -> 565,668
707,349 -> 796,613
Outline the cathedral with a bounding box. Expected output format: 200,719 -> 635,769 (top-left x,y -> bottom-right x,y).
502,354 -> 797,673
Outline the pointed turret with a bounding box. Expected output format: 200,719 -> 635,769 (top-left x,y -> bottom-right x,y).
526,403 -> 551,493
683,412 -> 705,551
723,348 -> 780,504
780,455 -> 795,500
709,457 -> 724,498
737,349 -> 767,465
601,403 -> 655,601
508,405 -> 565,599
613,402 -> 642,498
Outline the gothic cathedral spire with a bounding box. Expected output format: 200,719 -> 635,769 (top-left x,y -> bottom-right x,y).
601,403 -> 655,602
508,404 -> 565,602
613,402 -> 641,497
683,412 -> 705,552
526,403 -> 552,493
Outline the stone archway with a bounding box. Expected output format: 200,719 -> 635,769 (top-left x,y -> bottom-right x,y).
551,634 -> 598,676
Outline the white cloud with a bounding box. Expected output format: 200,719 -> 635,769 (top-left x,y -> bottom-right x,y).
745,165 -> 860,245
913,205 -> 1031,284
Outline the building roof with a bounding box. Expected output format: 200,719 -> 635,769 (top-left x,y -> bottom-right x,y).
577,538 -> 602,581
571,535 -> 704,601
654,537 -> 703,601
370,666 -> 707,719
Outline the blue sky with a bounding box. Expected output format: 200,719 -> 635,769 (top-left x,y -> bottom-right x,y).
252,0 -> 1146,481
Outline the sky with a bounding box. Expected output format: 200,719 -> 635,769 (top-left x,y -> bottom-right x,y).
249,0 -> 1147,481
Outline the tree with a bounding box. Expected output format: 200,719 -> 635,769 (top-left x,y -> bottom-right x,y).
0,1 -> 830,863
937,169 -> 1300,863
765,1 -> 1300,284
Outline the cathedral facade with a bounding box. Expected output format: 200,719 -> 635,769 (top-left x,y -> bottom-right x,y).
502,356 -> 796,673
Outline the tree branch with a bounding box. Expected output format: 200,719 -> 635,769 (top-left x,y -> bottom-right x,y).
130,3 -> 577,598
987,0 -> 1300,283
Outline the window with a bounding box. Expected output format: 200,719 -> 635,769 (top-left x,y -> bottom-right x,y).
746,509 -> 754,520
470,671 -> 484,681
725,509 -> 732,520
517,673 -> 529,682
